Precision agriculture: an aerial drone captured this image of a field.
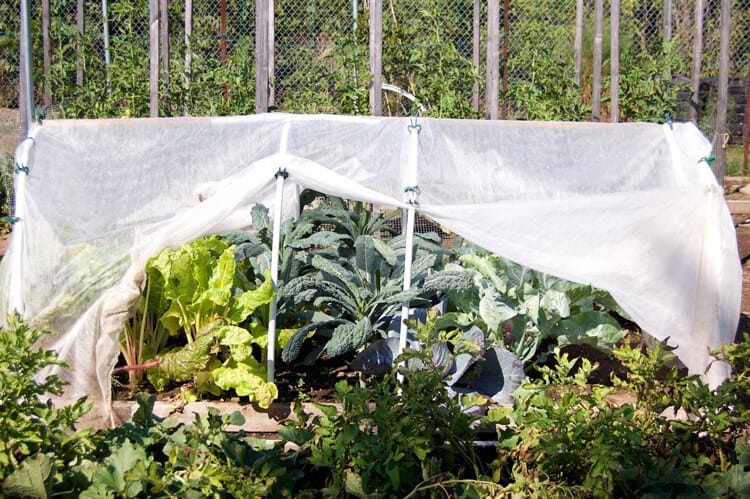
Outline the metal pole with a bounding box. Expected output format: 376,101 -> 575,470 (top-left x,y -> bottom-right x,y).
19,0 -> 35,136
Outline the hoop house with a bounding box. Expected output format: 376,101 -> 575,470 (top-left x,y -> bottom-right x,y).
0,114 -> 740,424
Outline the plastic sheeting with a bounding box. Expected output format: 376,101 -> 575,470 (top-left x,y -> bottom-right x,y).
0,113 -> 740,423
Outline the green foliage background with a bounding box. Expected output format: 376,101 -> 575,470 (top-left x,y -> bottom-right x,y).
0,0 -> 747,125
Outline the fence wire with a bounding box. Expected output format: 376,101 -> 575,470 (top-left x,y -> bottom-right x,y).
0,0 -> 748,130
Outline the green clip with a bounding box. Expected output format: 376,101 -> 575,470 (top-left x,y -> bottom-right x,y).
34,108 -> 44,124
664,112 -> 672,130
699,155 -> 716,166
1,216 -> 20,225
15,165 -> 29,175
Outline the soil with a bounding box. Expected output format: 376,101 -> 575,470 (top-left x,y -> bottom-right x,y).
1,107 -> 749,404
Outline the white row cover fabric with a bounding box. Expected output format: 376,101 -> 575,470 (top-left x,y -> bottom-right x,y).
0,114 -> 740,424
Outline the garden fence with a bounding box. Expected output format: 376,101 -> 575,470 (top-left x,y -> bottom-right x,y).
1,0 -> 749,166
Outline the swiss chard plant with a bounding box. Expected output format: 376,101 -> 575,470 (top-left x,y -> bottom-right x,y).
138,236 -> 277,406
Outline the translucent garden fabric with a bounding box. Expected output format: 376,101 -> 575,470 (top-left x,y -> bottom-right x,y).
0,114 -> 739,423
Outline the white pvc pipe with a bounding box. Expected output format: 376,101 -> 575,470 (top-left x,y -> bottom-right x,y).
397,121 -> 420,379
398,206 -> 416,356
267,124 -> 290,382
8,138 -> 34,314
267,172 -> 285,382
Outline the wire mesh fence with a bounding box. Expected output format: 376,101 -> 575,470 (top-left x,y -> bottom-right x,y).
0,0 -> 748,147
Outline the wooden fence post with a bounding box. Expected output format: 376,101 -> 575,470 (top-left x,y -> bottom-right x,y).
690,0 -> 703,124
714,0 -> 731,184
184,0 -> 192,115
268,0 -> 275,108
472,0 -> 480,112
160,0 -> 169,87
42,0 -> 51,106
255,0 -> 269,113
149,0 -> 159,117
744,64 -> 749,176
501,0 -> 509,118
486,0 -> 499,120
76,0 -> 84,87
610,0 -> 619,122
102,0 -> 111,83
369,0 -> 382,116
574,0 -> 583,87
591,0 -> 603,121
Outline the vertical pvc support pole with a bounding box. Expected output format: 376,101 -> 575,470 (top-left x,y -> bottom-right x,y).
267,173 -> 285,381
398,120 -> 420,382
9,140 -> 33,315
267,124 -> 290,383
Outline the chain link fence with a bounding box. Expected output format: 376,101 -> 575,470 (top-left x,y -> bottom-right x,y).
0,0 -> 748,144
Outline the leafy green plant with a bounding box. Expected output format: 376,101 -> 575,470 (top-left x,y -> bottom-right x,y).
0,314 -> 94,497
488,335 -> 750,498
281,233 -> 470,363
78,393 -> 294,498
140,235 -> 277,405
617,42 -> 686,123
446,251 -> 624,365
501,21 -> 589,121
279,337 -> 486,497
117,278 -> 170,395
